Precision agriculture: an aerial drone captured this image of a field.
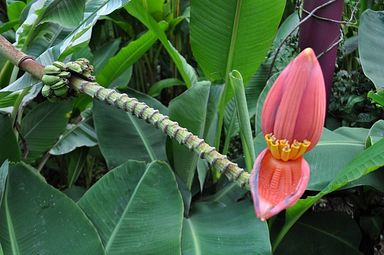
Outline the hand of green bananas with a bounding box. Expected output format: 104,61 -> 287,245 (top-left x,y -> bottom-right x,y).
41,58 -> 95,100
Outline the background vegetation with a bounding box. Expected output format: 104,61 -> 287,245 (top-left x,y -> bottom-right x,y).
0,0 -> 384,254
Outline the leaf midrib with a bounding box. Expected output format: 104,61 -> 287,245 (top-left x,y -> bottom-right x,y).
316,142 -> 364,147
5,183 -> 20,255
225,0 -> 242,78
104,163 -> 150,252
185,219 -> 202,255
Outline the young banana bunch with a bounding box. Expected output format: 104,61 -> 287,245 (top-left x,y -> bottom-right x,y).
41,58 -> 95,100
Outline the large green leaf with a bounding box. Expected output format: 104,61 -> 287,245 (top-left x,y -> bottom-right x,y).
182,200 -> 271,255
359,10 -> 384,89
305,128 -> 367,190
317,137 -> 384,195
0,163 -> 104,254
0,114 -> 20,164
78,160 -> 184,254
21,100 -> 72,161
125,0 -> 197,87
274,137 -> 384,250
275,212 -> 361,255
93,94 -> 167,169
190,0 -> 285,84
97,21 -> 167,86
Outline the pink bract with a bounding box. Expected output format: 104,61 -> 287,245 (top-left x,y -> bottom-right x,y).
261,48 -> 326,151
250,149 -> 310,221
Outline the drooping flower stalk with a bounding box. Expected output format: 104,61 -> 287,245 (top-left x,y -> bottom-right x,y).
299,0 -> 344,103
250,48 -> 326,220
0,34 -> 250,189
73,79 -> 250,188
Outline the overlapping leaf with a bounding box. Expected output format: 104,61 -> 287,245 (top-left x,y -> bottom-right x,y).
183,200 -> 271,255
21,100 -> 72,161
0,163 -> 104,254
79,160 -> 183,254
190,0 -> 285,84
50,111 -> 97,155
0,114 -> 20,164
125,0 -> 197,87
275,212 -> 361,255
359,10 -> 384,89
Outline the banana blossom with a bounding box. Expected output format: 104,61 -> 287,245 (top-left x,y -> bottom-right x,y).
250,48 -> 326,220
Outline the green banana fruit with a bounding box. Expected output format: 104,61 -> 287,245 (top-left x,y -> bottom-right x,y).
58,71 -> 71,78
53,86 -> 68,97
52,61 -> 67,70
42,75 -> 61,86
41,85 -> 52,97
51,79 -> 68,90
67,62 -> 82,73
42,59 -> 95,100
44,65 -> 61,75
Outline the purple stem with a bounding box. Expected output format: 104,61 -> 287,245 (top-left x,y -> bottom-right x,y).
299,0 -> 344,104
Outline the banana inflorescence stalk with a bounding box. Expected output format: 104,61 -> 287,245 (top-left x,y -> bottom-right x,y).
71,78 -> 250,189
0,34 -> 250,189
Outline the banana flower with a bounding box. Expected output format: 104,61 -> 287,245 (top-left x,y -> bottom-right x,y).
250,48 -> 326,220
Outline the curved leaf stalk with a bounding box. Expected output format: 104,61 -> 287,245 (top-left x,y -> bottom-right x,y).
0,34 -> 250,190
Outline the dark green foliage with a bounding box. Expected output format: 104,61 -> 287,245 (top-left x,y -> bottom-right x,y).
329,69 -> 384,127
0,114 -> 20,164
0,0 -> 384,254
